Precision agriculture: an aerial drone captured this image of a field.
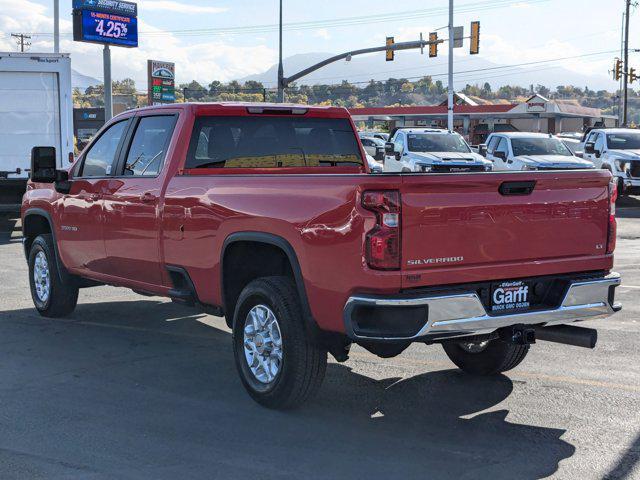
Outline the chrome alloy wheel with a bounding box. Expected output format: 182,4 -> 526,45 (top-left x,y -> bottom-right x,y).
33,251 -> 51,303
459,340 -> 490,353
243,305 -> 283,384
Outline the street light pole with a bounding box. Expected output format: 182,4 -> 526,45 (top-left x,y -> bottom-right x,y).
447,0 -> 454,132
103,45 -> 113,120
54,0 -> 60,53
623,0 -> 631,126
277,0 -> 285,103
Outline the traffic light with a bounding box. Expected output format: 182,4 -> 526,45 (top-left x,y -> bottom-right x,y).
470,21 -> 480,55
429,32 -> 438,58
614,58 -> 623,81
386,37 -> 395,61
630,67 -> 638,84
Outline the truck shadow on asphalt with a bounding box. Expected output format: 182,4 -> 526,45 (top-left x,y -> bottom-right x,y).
1,299 -> 575,479
0,214 -> 20,245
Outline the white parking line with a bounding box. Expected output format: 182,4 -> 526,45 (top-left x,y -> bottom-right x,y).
619,285 -> 640,289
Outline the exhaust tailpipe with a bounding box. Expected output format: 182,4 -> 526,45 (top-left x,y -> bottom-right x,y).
534,325 -> 598,349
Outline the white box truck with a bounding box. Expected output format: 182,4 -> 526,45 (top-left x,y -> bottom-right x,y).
0,52 -> 74,211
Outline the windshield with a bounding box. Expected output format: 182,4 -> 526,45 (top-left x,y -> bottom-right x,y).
606,132 -> 640,150
407,134 -> 470,153
511,138 -> 572,157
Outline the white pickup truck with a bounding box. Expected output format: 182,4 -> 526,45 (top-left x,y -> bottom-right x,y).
582,128 -> 640,196
383,128 -> 492,173
0,52 -> 74,211
483,132 -> 594,172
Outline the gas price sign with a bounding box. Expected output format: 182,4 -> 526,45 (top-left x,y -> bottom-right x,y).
73,0 -> 138,48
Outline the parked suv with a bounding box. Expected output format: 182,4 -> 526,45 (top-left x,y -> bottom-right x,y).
384,128 -> 492,173
484,132 -> 594,171
22,103 -> 620,409
583,128 -> 640,195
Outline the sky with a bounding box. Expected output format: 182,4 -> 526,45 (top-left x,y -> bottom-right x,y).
0,0 -> 637,91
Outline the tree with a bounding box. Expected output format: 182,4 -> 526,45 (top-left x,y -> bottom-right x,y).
244,80 -> 264,93
113,78 -> 136,94
208,80 -> 223,95
400,82 -> 414,93
180,80 -> 207,101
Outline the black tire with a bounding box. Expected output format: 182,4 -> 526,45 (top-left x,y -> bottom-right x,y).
617,177 -> 626,197
442,337 -> 529,375
232,276 -> 327,409
28,234 -> 79,318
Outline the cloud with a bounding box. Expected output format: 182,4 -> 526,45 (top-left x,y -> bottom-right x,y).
0,0 -> 275,87
138,1 -> 228,14
313,28 -> 330,40
480,33 -> 612,77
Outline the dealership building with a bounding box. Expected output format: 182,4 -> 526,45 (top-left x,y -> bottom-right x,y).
349,94 -> 617,144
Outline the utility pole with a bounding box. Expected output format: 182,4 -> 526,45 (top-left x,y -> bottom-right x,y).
447,0 -> 454,132
277,0 -> 285,103
623,0 -> 631,126
11,33 -> 32,52
54,0 -> 60,53
103,45 -> 113,120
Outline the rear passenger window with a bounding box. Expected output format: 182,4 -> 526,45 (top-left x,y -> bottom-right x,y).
123,116 -> 177,176
185,116 -> 364,169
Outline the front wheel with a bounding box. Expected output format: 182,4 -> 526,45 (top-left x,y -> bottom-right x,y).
442,337 -> 529,375
28,234 -> 79,318
232,276 -> 327,409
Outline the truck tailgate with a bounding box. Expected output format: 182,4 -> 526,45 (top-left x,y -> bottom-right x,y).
400,170 -> 613,289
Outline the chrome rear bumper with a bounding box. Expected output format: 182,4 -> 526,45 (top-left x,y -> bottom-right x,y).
344,272 -> 621,342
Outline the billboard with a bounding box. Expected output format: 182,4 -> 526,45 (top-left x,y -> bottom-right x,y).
148,60 -> 176,105
73,0 -> 138,48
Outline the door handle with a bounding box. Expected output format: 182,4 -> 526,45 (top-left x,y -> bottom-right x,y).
140,192 -> 157,203
499,181 -> 536,196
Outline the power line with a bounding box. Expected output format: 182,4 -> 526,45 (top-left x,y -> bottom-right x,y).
25,0 -> 549,38
258,49 -> 618,87
10,33 -> 31,52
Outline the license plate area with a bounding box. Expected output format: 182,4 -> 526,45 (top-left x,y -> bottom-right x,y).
490,280 -> 531,313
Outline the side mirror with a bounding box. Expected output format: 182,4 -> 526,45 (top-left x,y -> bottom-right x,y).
31,147 -> 57,183
478,144 -> 488,157
584,142 -> 595,154
384,142 -> 395,155
494,151 -> 507,161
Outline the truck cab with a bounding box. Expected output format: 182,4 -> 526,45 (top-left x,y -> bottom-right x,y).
582,128 -> 640,195
383,128 -> 492,173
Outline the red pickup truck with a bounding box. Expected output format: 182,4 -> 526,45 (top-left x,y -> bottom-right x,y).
22,103 -> 621,409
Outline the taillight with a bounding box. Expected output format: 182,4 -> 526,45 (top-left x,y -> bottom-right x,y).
607,177 -> 617,254
362,190 -> 401,270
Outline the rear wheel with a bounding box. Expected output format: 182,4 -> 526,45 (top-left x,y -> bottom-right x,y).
28,234 -> 78,318
442,337 -> 529,375
232,276 -> 327,409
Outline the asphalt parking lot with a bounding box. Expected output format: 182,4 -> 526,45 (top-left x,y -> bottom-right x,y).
0,200 -> 639,480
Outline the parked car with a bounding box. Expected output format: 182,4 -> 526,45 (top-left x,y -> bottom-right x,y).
582,128 -> 640,195
483,132 -> 594,171
359,135 -> 385,161
22,102 -> 621,409
384,128 -> 492,172
360,131 -> 389,142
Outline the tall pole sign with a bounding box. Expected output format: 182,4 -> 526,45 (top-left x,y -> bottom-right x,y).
147,60 -> 176,105
72,0 -> 139,120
